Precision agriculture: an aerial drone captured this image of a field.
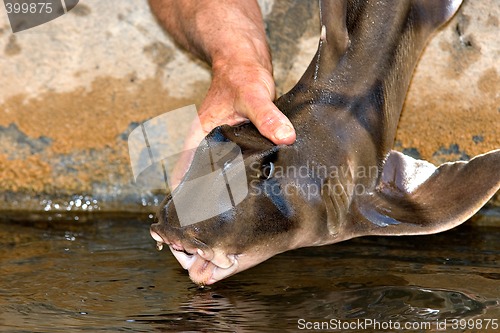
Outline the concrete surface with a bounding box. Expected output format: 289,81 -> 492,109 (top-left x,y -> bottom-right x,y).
0,0 -> 498,220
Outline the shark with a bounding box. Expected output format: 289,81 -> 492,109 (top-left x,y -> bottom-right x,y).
150,0 -> 499,285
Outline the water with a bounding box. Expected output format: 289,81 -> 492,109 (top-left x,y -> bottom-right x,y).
0,219 -> 498,332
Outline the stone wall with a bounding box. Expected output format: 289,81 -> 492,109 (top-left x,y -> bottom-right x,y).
0,0 -> 498,220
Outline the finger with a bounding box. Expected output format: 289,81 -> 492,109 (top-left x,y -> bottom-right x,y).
237,90 -> 296,145
170,104 -> 246,190
169,148 -> 195,190
169,119 -> 206,190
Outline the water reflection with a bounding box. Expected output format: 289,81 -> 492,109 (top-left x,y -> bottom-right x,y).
0,220 -> 498,332
141,287 -> 493,332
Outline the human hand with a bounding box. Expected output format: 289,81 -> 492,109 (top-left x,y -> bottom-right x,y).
168,60 -> 296,189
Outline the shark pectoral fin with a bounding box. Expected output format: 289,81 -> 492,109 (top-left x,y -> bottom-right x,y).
355,149 -> 500,236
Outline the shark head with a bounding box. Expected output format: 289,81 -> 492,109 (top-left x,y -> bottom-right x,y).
150,123 -> 331,285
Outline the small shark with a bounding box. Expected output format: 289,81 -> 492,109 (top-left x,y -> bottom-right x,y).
151,0 -> 499,285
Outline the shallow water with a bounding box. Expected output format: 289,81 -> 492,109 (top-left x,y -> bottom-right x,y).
0,219 -> 498,332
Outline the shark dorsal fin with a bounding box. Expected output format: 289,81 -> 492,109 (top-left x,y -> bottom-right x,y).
298,0 -> 349,84
315,0 -> 349,78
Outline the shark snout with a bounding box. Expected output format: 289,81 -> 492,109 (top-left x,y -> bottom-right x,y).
150,223 -> 239,285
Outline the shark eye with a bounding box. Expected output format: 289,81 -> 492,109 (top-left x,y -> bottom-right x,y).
260,161 -> 275,180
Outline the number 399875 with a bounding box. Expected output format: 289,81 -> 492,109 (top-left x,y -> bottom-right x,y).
5,2 -> 53,14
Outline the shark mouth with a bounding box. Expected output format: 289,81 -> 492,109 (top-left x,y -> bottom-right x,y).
150,230 -> 239,286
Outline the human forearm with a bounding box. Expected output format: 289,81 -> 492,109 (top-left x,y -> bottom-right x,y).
148,0 -> 272,71
149,0 -> 296,161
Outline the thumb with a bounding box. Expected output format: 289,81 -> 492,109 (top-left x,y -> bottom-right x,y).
238,81 -> 296,145
250,105 -> 296,145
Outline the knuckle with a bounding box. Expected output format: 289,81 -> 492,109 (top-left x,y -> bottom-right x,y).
253,109 -> 281,131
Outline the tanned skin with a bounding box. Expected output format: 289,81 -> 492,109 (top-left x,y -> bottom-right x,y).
149,0 -> 296,186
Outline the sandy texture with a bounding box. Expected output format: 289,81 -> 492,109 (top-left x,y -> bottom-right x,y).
0,0 -> 497,215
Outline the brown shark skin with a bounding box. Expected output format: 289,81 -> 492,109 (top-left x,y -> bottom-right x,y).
151,0 -> 500,285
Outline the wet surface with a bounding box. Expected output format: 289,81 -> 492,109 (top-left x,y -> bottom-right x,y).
0,219 -> 498,332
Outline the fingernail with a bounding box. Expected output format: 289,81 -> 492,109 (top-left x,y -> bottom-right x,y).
274,125 -> 294,141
